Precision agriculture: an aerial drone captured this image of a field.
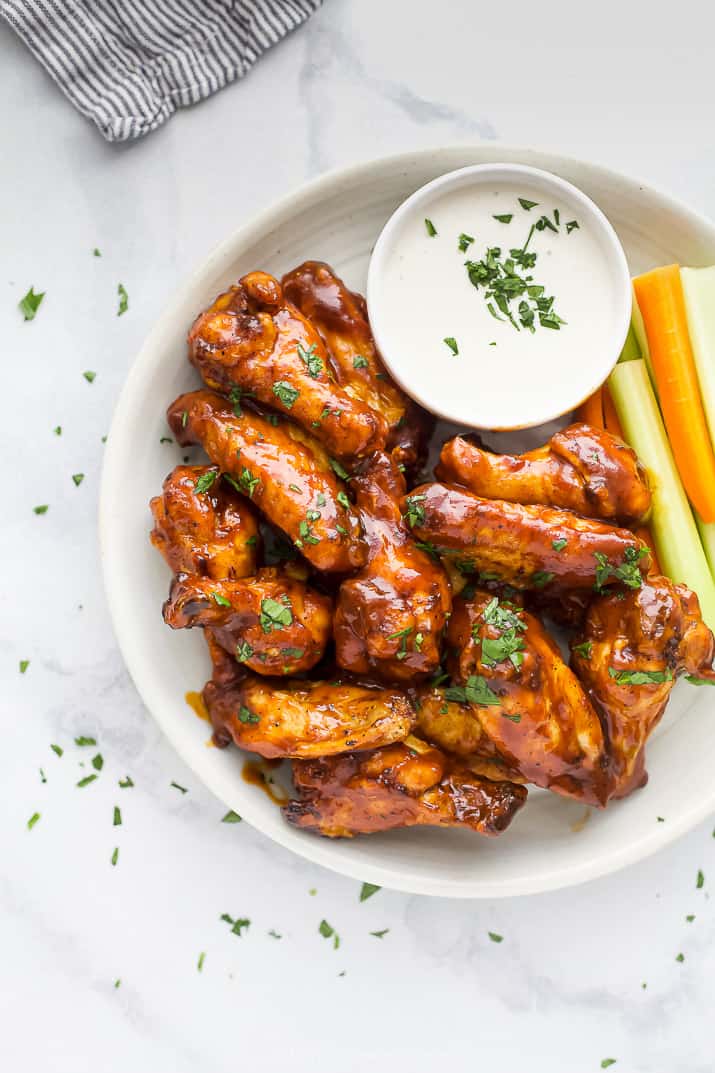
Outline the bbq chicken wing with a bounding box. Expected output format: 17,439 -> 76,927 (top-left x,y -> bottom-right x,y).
188,271 -> 387,461
571,576 -> 715,796
163,569 -> 332,677
168,390 -> 365,573
437,423 -> 651,525
334,452 -> 451,682
403,482 -> 650,594
443,591 -> 610,805
150,464 -> 259,580
283,738 -> 527,837
415,689 -> 525,785
282,260 -> 432,471
205,674 -> 416,759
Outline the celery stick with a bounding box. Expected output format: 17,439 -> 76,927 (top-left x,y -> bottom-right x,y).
618,319 -> 641,362
609,359 -> 715,628
681,266 -> 715,451
696,515 -> 715,580
630,282 -> 654,381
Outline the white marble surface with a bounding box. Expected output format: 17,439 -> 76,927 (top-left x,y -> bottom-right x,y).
2,2 -> 715,1070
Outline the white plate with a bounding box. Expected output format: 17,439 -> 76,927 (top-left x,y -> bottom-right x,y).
100,145 -> 715,898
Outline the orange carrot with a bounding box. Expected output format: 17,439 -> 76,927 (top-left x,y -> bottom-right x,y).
633,265 -> 715,522
602,384 -> 624,438
575,386 -> 604,428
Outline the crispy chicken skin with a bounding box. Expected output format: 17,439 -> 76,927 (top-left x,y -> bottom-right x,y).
162,569 -> 332,677
571,576 -> 715,796
404,482 -> 650,594
281,260 -> 433,471
150,464 -> 259,580
437,424 -> 652,526
445,592 -> 610,806
167,390 -> 366,573
205,675 -> 416,759
283,738 -> 528,837
334,453 -> 452,682
188,271 -> 387,461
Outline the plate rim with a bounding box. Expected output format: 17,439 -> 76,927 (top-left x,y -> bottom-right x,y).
99,142 -> 715,898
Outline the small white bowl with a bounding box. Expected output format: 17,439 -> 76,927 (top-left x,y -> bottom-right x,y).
367,163 -> 632,430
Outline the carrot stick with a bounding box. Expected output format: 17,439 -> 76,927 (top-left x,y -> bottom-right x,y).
602,384 -> 624,438
633,265 -> 715,522
575,386 -> 604,428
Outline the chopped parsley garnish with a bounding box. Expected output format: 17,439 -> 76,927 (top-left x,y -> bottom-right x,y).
77,774 -> 98,788
211,591 -> 232,607
272,381 -> 299,409
288,483 -> 302,493
479,597 -> 527,669
502,713 -> 522,723
238,705 -> 259,725
552,538 -> 568,551
297,341 -> 323,378
319,919 -> 340,948
370,929 -> 389,939
443,336 -> 459,355
228,385 -> 253,416
75,736 -> 97,746
360,882 -> 380,902
573,641 -> 593,660
531,571 -> 554,588
181,410 -> 188,427
83,370 -> 96,383
445,675 -> 500,706
566,220 -> 580,234
387,626 -> 413,661
19,659 -> 29,674
353,355 -> 369,369
403,493 -> 426,529
686,914 -> 695,922
594,546 -> 646,591
268,929 -> 282,939
197,952 -> 206,972
93,248 -> 101,257
221,913 -> 250,936
697,869 -> 705,888
51,744 -> 63,757
170,781 -> 188,793
337,491 -> 350,511
424,218 -> 437,237
225,468 -> 260,499
54,426 -> 62,436
297,518 -> 320,546
600,1061 -> 617,1069
493,213 -> 513,223
222,810 -> 242,823
92,753 -> 104,771
118,775 -> 134,788
488,931 -> 503,943
19,286 -> 45,321
160,436 -> 172,444
281,647 -> 305,660
111,847 -> 119,866
33,505 -> 49,515
194,469 -> 218,493
607,668 -> 673,685
458,233 -> 475,252
518,198 -> 539,211
117,283 -> 129,316
27,812 -> 40,830
113,806 -> 122,826
258,592 -> 294,630
675,952 -> 684,963
235,640 -> 254,662
329,457 -> 350,480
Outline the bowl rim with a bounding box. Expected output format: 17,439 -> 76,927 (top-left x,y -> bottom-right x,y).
100,142 -> 715,898
366,161 -> 632,430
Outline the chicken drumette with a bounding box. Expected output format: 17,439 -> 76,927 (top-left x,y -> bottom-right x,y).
283,737 -> 527,837
437,423 -> 651,525
334,452 -> 451,682
188,271 -> 387,461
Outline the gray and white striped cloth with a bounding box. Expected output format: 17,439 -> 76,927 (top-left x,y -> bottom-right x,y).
1,0 -> 322,142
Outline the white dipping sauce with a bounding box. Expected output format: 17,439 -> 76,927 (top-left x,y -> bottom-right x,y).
368,165 -> 631,430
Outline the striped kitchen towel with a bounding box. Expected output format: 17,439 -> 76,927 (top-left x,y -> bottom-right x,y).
1,0 -> 322,142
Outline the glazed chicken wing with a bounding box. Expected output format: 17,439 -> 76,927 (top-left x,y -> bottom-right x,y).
571,576 -> 715,796
163,568 -> 332,677
334,452 -> 451,682
205,674 -> 416,759
443,592 -> 609,805
282,260 -> 433,471
150,464 -> 259,579
404,482 -> 650,594
188,271 -> 387,461
168,390 -> 365,573
283,738 -> 527,837
437,423 -> 651,525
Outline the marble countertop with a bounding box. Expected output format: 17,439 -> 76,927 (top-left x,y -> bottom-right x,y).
2,2 -> 714,1070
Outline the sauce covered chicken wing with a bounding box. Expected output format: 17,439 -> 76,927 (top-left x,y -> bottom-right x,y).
163,568 -> 332,677
334,452 -> 451,682
571,576 -> 715,796
282,260 -> 433,471
403,482 -> 650,594
205,674 -> 416,759
167,390 -> 365,573
188,271 -> 386,461
437,423 -> 651,525
283,738 -> 527,837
